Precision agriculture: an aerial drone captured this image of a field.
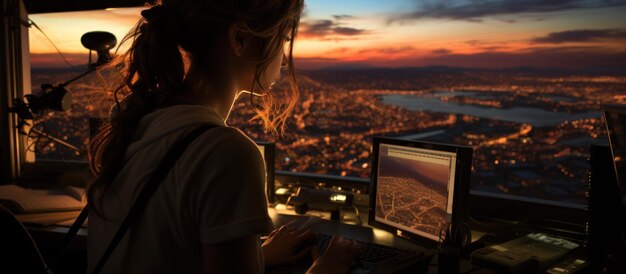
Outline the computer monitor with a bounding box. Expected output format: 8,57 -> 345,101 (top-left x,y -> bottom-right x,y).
255,141 -> 276,204
368,137 -> 472,246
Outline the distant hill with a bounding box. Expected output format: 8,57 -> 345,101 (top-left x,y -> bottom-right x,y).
316,63 -> 379,71
301,65 -> 625,76
31,66 -> 89,75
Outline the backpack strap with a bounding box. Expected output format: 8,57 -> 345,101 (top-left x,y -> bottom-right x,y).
51,124 -> 218,274
92,124 -> 218,273
50,205 -> 88,270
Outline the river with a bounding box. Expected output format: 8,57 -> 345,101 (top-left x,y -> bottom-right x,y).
381,92 -> 601,127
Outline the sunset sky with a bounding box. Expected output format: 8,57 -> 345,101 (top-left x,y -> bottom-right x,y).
29,0 -> 626,71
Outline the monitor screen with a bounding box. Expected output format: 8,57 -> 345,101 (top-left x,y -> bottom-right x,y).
369,138 -> 471,243
27,3 -> 622,211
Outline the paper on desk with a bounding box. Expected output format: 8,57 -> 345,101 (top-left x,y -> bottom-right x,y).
64,186 -> 87,202
0,184 -> 86,214
56,215 -> 88,228
16,210 -> 82,227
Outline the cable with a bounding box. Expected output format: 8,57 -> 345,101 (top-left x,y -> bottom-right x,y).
26,122 -> 46,153
28,19 -> 75,68
34,124 -> 52,153
468,215 -> 525,230
25,117 -> 82,158
439,221 -> 472,248
31,127 -> 81,153
352,205 -> 363,225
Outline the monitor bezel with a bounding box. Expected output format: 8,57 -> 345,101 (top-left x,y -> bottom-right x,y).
368,137 -> 472,247
255,141 -> 276,204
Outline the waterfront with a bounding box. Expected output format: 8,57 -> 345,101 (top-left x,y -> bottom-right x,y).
382,93 -> 601,127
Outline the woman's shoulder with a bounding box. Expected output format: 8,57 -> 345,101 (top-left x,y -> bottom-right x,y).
197,126 -> 263,165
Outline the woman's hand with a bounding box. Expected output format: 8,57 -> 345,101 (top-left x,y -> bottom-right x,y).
307,236 -> 362,274
262,223 -> 318,267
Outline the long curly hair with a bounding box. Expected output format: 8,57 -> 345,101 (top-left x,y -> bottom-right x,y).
88,0 -> 303,216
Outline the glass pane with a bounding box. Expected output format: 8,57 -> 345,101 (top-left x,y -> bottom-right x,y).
29,2 -> 626,208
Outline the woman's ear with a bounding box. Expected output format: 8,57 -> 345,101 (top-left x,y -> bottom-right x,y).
228,24 -> 245,57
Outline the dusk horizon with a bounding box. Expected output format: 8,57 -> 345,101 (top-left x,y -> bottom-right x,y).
28,1 -> 626,72
29,53 -> 626,74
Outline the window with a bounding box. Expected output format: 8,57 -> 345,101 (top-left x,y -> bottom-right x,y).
29,1 -> 626,207
28,8 -> 140,161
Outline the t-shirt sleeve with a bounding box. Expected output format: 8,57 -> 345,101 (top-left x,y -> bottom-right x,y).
192,128 -> 274,244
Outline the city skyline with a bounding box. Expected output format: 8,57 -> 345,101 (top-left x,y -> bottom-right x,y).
28,0 -> 626,71
29,66 -> 624,205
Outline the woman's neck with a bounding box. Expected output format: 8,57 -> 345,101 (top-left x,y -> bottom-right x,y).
168,80 -> 236,122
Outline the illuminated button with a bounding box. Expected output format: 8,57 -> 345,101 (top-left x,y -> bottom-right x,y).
330,194 -> 347,203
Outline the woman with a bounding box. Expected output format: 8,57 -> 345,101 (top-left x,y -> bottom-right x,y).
88,0 -> 360,273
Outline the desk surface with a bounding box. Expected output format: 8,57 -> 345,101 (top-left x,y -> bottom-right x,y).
268,205 -> 486,274
25,204 -> 487,274
269,205 -> 430,252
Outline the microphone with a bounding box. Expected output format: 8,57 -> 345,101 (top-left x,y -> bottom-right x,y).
10,31 -> 117,120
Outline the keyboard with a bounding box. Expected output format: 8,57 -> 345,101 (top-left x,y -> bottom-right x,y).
316,233 -> 430,273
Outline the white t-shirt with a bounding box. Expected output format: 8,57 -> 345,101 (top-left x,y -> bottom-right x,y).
88,104 -> 274,273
